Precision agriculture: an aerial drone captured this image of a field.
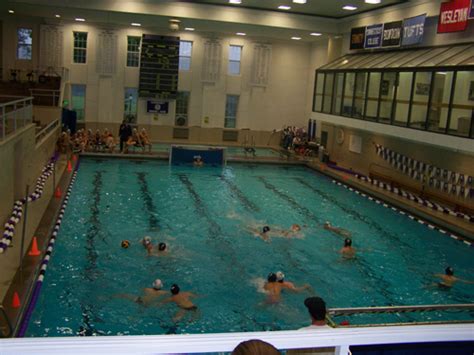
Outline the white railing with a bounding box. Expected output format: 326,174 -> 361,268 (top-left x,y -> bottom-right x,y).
35,119 -> 60,144
0,96 -> 34,141
0,323 -> 472,354
29,89 -> 61,107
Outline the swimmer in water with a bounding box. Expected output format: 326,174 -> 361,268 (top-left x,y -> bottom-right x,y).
142,236 -> 154,255
114,279 -> 167,306
249,225 -> 271,242
433,267 -> 474,289
282,224 -> 305,238
148,242 -> 169,257
324,221 -> 352,238
263,272 -> 311,304
340,238 -> 356,258
161,284 -> 199,322
276,271 -> 312,292
193,155 -> 203,167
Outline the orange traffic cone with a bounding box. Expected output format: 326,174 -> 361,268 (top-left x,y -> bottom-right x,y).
67,160 -> 72,172
54,186 -> 62,198
12,292 -> 21,308
28,236 -> 41,256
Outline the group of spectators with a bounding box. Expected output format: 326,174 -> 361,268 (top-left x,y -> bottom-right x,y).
56,121 -> 152,154
281,126 -> 317,157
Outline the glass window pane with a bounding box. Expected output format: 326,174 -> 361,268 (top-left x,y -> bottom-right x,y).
332,73 -> 344,115
393,72 -> 413,126
71,84 -> 86,121
179,56 -> 191,71
225,95 -> 239,128
179,41 -> 192,56
322,73 -> 334,114
17,28 -> 32,60
449,71 -> 474,137
124,88 -> 138,123
409,72 -> 432,129
342,73 -> 355,117
314,73 -> 324,112
18,28 -> 32,44
379,72 -> 397,124
353,72 -> 368,119
427,72 -> 453,133
228,60 -> 240,75
229,45 -> 242,61
365,72 -> 381,120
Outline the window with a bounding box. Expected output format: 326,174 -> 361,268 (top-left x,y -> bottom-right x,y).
17,28 -> 32,60
378,72 -> 397,124
322,73 -> 334,114
332,73 -> 344,115
175,91 -> 190,126
353,72 -> 368,119
228,45 -> 242,75
427,71 -> 453,133
393,72 -> 413,126
179,41 -> 192,71
71,85 -> 86,121
225,95 -> 239,128
313,73 -> 324,112
73,32 -> 88,64
342,73 -> 355,117
127,36 -> 141,67
124,88 -> 138,123
365,72 -> 381,121
409,72 -> 432,129
449,71 -> 474,137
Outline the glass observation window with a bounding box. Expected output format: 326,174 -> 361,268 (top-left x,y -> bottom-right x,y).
314,73 -> 324,112
378,72 -> 397,124
449,71 -> 474,137
365,72 -> 381,121
342,72 -> 355,117
427,71 -> 454,133
332,73 -> 344,115
322,73 -> 334,114
409,71 -> 432,129
353,72 -> 368,119
393,72 -> 413,126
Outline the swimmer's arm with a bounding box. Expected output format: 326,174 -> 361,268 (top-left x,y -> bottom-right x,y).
457,277 -> 474,284
160,297 -> 174,304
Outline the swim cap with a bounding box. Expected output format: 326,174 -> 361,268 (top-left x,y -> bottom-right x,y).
324,221 -> 330,226
121,240 -> 130,249
276,271 -> 285,282
445,266 -> 454,276
158,242 -> 167,251
170,284 -> 180,295
263,226 -> 270,233
267,273 -> 277,282
292,224 -> 301,231
344,238 -> 352,247
152,279 -> 163,290
142,236 -> 152,246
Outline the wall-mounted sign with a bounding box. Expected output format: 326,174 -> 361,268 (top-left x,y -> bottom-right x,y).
147,101 -> 169,114
364,24 -> 383,49
438,0 -> 470,33
401,14 -> 426,46
382,21 -> 402,47
350,27 -> 366,50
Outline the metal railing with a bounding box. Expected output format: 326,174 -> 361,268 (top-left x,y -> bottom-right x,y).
35,119 -> 60,144
29,89 -> 61,107
0,96 -> 33,141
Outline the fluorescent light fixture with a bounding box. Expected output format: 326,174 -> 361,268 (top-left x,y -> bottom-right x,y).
365,0 -> 381,3
236,32 -> 246,36
131,23 -> 141,26
293,0 -> 307,3
55,14 -> 61,18
342,59 -> 349,64
229,0 -> 242,3
278,5 -> 291,10
75,18 -> 85,22
310,32 -> 322,36
437,72 -> 447,75
185,27 -> 195,31
291,36 -> 301,40
342,5 -> 357,10
8,10 -> 14,14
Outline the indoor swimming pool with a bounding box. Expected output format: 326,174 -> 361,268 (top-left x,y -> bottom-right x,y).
25,159 -> 474,337
152,144 -> 282,158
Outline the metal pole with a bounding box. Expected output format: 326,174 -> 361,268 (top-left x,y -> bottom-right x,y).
13,104 -> 17,132
19,185 -> 29,275
2,106 -> 5,139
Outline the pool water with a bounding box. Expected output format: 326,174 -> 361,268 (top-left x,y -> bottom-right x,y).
26,159 -> 474,337
152,143 -> 282,158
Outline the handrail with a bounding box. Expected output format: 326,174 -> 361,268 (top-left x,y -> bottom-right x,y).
0,305 -> 13,337
35,119 -> 59,144
0,96 -> 34,107
329,303 -> 474,316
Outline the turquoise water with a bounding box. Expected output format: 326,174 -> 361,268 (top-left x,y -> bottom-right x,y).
26,159 -> 474,337
152,144 -> 281,158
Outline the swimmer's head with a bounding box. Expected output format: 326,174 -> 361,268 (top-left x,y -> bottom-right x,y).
262,226 -> 270,234
267,273 -> 277,282
158,242 -> 167,251
152,279 -> 163,290
344,238 -> 352,247
121,240 -> 130,249
170,284 -> 180,295
324,221 -> 330,227
445,266 -> 454,276
276,271 -> 285,283
142,236 -> 152,246
291,224 -> 301,231
193,155 -> 202,161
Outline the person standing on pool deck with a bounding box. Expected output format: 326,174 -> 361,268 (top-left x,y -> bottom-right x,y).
161,284 -> 199,322
118,120 -> 132,152
434,267 -> 474,289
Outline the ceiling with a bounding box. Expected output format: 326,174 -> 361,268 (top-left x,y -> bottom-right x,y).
177,0 -> 407,19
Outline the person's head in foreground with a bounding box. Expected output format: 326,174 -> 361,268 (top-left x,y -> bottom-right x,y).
304,296 -> 326,324
232,339 -> 280,355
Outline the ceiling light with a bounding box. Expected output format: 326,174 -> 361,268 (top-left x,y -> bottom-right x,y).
131,23 -> 141,26
8,10 -> 14,14
185,27 -> 195,31
293,0 -> 307,3
55,14 -> 61,18
365,0 -> 381,3
229,0 -> 242,3
310,32 -> 322,36
278,5 -> 291,10
342,5 -> 357,10
236,32 -> 246,36
75,18 -> 85,22
291,36 -> 301,40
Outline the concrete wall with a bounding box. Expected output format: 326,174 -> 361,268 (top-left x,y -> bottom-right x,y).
32,106 -> 62,127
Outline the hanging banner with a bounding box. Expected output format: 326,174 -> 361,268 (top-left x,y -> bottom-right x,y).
470,1 -> 474,19
438,0 -> 470,33
401,14 -> 426,46
382,21 -> 402,47
350,27 -> 366,50
364,24 -> 384,49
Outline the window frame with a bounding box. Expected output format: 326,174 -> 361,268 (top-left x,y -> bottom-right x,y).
17,28 -> 33,60
228,45 -> 243,76
224,94 -> 239,128
124,87 -> 138,123
73,31 -> 88,64
126,36 -> 141,68
179,41 -> 193,71
71,84 -> 86,121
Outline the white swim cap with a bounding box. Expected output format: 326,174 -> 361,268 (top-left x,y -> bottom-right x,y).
143,236 -> 152,245
276,271 -> 285,281
152,279 -> 163,290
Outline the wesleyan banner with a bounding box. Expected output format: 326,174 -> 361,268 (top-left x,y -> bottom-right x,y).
438,0 -> 470,33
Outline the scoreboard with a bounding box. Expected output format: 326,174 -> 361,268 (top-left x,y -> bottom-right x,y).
139,34 -> 179,99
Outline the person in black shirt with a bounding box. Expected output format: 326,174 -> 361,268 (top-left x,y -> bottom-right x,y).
119,120 -> 132,152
